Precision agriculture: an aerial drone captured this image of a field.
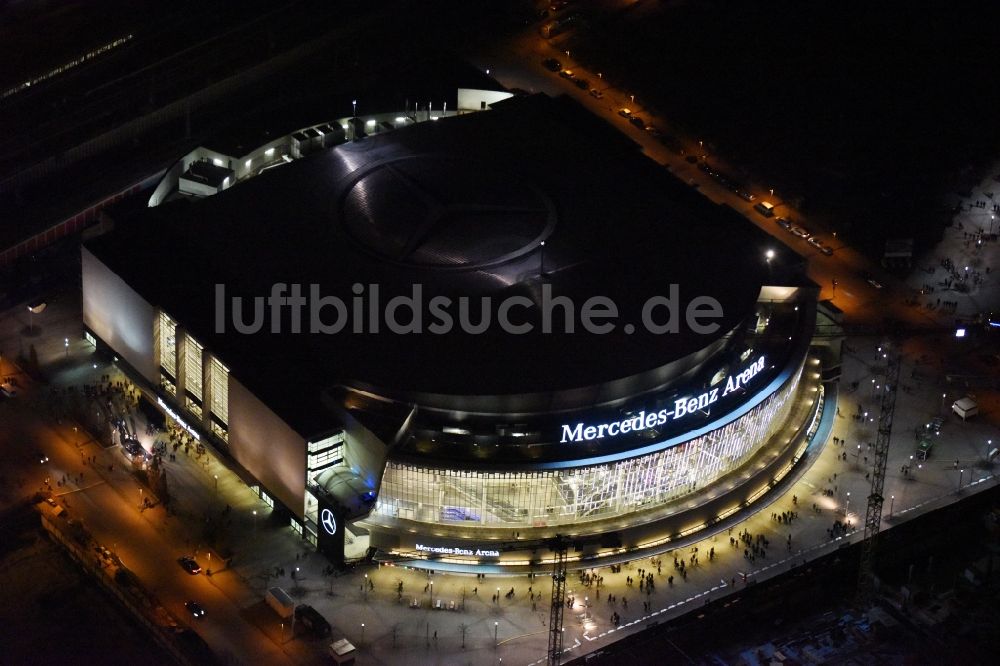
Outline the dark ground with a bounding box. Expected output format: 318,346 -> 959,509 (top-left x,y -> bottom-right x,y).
0,503 -> 176,665
566,0 -> 1000,256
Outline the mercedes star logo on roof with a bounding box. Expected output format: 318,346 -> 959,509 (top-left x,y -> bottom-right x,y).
338,155 -> 557,269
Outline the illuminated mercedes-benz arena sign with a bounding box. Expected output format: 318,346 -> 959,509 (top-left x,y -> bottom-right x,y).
80,90 -> 830,572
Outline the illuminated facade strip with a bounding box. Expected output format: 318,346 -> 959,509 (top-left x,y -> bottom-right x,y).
371,358 -> 805,530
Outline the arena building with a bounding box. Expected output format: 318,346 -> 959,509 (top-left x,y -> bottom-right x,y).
81,92 -> 834,571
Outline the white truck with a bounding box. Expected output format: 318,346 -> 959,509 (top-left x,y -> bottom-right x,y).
952,396 -> 979,420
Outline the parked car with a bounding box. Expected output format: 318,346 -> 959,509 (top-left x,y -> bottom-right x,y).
807,236 -> 824,250
178,556 -> 201,575
754,201 -> 776,218
775,217 -> 792,230
559,69 -> 575,79
542,58 -> 562,72
629,116 -> 645,128
643,125 -> 662,137
574,78 -> 588,90
589,88 -> 603,99
820,245 -> 834,256
789,225 -> 810,238
618,107 -> 632,118
37,451 -> 49,464
185,601 -> 205,618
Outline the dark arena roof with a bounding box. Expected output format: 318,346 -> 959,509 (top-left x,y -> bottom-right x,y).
87,93 -> 805,440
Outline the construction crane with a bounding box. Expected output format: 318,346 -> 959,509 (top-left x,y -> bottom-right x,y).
548,538 -> 569,666
857,346 -> 901,605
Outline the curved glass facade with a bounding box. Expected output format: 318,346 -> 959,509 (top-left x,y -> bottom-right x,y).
370,358 -> 806,530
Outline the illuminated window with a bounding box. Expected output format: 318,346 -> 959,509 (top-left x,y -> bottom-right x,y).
244,159 -> 252,169
211,421 -> 228,442
209,357 -> 228,425
158,312 -> 176,377
184,335 -> 203,415
265,147 -> 275,157
213,157 -> 224,167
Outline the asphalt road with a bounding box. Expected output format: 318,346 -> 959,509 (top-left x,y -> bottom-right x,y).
471,16 -> 955,335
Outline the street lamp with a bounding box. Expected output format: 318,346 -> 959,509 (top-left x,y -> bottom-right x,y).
540,240 -> 546,275
765,249 -> 775,263
845,491 -> 850,518
941,392 -> 947,414
352,99 -> 357,117
253,509 -> 257,532
361,622 -> 365,646
64,338 -> 69,357
494,621 -> 499,647
138,488 -> 143,510
214,474 -> 218,498
958,468 -> 964,490
888,495 -> 894,518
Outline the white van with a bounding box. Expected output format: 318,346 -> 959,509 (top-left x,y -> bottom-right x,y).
952,397 -> 978,420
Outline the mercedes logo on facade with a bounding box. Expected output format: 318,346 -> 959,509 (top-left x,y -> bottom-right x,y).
320,508 -> 337,535
338,155 -> 557,270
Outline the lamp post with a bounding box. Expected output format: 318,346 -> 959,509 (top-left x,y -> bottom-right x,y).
540,240 -> 546,275
138,488 -> 143,510
214,474 -> 218,499
941,392 -> 947,414
365,573 -> 369,601
64,338 -> 69,357
888,495 -> 894,518
494,621 -> 499,648
845,491 -> 850,520
958,468 -> 964,490
765,249 -> 775,263
253,509 -> 257,533
361,622 -> 365,647
429,580 -> 433,606
352,99 -> 357,117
